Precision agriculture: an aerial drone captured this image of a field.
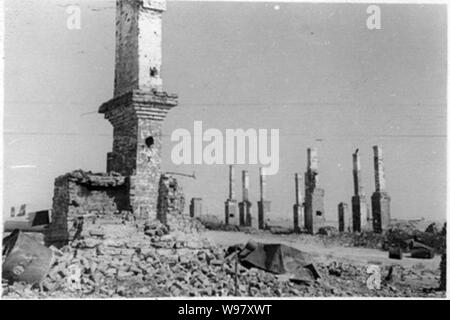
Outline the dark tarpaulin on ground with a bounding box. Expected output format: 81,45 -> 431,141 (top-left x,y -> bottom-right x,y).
234,241 -> 320,284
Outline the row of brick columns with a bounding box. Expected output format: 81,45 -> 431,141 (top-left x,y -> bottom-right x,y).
339,146 -> 391,234
224,145 -> 391,235
224,166 -> 271,230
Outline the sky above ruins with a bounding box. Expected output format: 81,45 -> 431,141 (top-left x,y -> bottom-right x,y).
3,0 -> 447,222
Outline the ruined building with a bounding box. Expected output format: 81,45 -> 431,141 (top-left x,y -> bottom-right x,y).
351,149 -> 369,232
157,174 -> 185,224
46,0 -> 177,245
371,145 -> 391,233
99,0 -> 177,219
304,148 -> 325,234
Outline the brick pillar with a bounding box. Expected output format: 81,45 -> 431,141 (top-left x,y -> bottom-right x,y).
257,167 -> 270,230
304,148 -> 325,234
156,174 -> 170,224
371,145 -> 391,233
189,198 -> 202,218
293,173 -> 303,233
225,165 -> 238,225
351,149 -> 368,232
338,202 -> 348,232
238,170 -> 252,227
99,0 -> 177,220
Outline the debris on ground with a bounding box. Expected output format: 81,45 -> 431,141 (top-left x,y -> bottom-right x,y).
234,241 -> 320,284
2,214 -> 445,299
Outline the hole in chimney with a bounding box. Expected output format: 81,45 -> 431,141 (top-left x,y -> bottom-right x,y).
145,136 -> 154,148
150,67 -> 158,77
316,211 -> 323,217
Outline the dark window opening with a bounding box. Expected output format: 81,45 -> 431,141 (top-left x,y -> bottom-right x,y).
145,136 -> 154,148
316,211 -> 322,217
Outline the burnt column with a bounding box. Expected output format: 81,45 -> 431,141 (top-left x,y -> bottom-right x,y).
351,149 -> 368,232
225,165 -> 238,225
371,145 -> 391,233
238,170 -> 252,227
304,148 -> 325,234
257,167 -> 270,230
293,173 -> 303,233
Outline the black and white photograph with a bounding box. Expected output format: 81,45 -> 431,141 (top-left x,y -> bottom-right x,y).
0,0 -> 447,301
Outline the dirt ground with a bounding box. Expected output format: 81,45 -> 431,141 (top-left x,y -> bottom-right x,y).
204,230 -> 441,269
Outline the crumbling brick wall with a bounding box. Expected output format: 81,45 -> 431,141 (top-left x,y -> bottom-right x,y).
156,174 -> 185,224
45,170 -> 129,246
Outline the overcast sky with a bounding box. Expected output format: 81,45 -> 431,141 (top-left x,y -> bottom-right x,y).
3,0 -> 447,222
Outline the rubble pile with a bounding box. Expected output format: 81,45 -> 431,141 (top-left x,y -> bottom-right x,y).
63,170 -> 126,187
2,214 -> 446,299
314,225 -> 445,254
1,215 -> 312,298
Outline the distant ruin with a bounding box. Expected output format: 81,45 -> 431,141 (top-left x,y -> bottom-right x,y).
351,149 -> 369,232
371,145 -> 391,233
45,0 -> 395,247
304,148 -> 325,234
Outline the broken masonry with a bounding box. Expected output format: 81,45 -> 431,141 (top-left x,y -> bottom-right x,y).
351,149 -> 369,232
46,170 -> 129,246
257,167 -> 270,230
238,170 -> 252,227
46,0 -> 180,246
225,165 -> 238,226
371,145 -> 391,233
293,173 -> 304,233
304,148 -> 325,234
99,0 -> 177,220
